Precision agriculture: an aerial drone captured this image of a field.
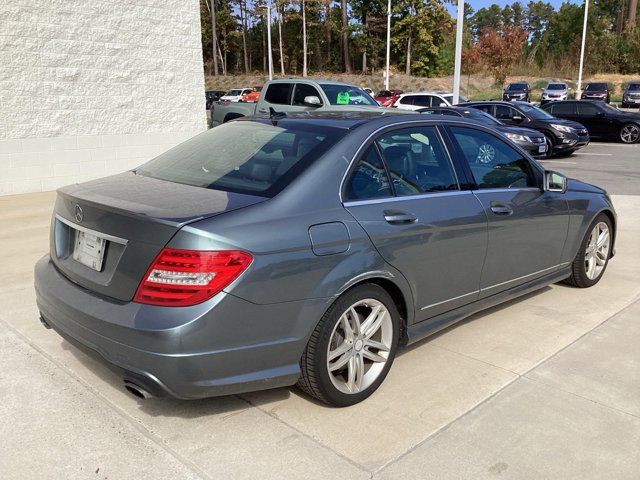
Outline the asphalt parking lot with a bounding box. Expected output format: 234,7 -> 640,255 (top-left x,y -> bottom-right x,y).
1,141 -> 639,479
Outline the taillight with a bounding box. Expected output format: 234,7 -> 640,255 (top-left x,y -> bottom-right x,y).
133,248 -> 252,307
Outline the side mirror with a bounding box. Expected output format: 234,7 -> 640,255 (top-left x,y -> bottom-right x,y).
545,170 -> 567,193
512,115 -> 524,123
596,111 -> 605,117
304,95 -> 322,107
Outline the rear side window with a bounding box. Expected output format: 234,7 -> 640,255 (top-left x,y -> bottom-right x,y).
136,121 -> 345,197
345,146 -> 392,200
450,126 -> 537,190
264,83 -> 293,105
399,96 -> 414,105
377,127 -> 459,195
495,105 -> 518,120
550,103 -> 576,115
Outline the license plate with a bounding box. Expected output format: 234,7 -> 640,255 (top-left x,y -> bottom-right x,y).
539,145 -> 547,153
73,230 -> 106,271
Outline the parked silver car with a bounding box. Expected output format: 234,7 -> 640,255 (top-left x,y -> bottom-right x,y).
35,112 -> 616,407
541,82 -> 570,105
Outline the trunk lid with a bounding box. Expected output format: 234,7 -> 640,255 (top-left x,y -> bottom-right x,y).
51,171 -> 266,302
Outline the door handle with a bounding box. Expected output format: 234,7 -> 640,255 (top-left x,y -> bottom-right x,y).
384,210 -> 417,224
490,202 -> 513,216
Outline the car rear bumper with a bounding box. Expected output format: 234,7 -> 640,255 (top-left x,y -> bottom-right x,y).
34,255 -> 327,399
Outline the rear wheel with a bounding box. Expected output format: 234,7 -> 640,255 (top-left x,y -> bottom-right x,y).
297,284 -> 400,407
620,123 -> 640,144
564,214 -> 612,288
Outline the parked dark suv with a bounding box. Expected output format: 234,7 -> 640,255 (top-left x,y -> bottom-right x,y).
503,82 -> 530,102
621,82 -> 640,109
581,83 -> 611,103
542,100 -> 640,144
466,101 -> 589,157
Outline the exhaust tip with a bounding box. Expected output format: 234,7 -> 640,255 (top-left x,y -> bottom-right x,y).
124,381 -> 152,400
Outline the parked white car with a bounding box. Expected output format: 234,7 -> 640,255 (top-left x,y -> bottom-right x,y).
394,91 -> 469,110
219,88 -> 253,102
541,82 -> 570,105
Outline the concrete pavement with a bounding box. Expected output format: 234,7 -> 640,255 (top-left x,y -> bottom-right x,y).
1,143 -> 639,479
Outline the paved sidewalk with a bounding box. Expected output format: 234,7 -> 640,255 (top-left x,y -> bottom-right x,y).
1,191 -> 639,479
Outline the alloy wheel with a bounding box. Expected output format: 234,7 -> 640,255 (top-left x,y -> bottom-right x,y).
326,299 -> 393,395
477,144 -> 496,164
584,222 -> 610,280
620,124 -> 640,144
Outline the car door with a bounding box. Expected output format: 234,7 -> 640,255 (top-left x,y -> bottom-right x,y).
446,125 -> 569,296
343,125 -> 488,321
396,95 -> 416,110
576,102 -> 609,138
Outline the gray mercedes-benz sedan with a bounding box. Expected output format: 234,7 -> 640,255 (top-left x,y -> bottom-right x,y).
35,112 -> 616,407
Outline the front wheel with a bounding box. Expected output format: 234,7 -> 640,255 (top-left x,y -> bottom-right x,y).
620,123 -> 640,144
564,214 -> 612,288
297,284 -> 400,407
544,134 -> 554,159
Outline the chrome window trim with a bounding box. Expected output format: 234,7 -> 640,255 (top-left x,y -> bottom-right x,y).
55,214 -> 128,245
339,120 -> 464,204
418,262 -> 570,311
344,189 -> 470,207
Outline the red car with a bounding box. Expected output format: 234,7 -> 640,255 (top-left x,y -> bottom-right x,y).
374,89 -> 404,107
240,86 -> 263,103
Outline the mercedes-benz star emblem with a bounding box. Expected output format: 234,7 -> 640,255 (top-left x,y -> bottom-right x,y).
74,204 -> 84,223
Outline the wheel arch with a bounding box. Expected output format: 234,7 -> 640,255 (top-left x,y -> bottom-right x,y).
223,112 -> 245,123
598,208 -> 617,258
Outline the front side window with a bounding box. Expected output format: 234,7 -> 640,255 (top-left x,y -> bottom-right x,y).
136,121 -> 345,197
376,127 -> 458,196
292,84 -> 322,106
550,103 -> 576,115
450,126 -> 537,190
345,146 -> 392,200
577,103 -> 600,115
495,105 -> 519,120
471,104 -> 494,116
264,83 -> 293,105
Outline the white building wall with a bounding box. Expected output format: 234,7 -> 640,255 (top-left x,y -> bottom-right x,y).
0,0 -> 206,195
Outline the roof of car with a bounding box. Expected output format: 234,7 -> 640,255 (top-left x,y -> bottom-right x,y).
266,78 -> 361,88
235,109 -> 480,131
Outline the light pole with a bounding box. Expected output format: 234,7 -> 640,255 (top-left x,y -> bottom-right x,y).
452,0 -> 465,105
267,1 -> 273,80
385,0 -> 391,89
577,0 -> 589,96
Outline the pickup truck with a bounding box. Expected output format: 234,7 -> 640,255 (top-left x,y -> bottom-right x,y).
211,79 -> 381,126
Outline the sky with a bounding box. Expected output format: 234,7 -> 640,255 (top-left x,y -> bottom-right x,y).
445,0 -> 581,16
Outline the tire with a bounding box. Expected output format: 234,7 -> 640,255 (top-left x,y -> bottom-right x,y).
544,134 -> 554,159
297,284 -> 400,407
619,123 -> 640,144
563,213 -> 612,288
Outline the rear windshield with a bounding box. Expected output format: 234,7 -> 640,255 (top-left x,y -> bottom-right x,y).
547,84 -> 566,90
585,83 -> 607,91
136,121 -> 346,197
320,84 -> 378,106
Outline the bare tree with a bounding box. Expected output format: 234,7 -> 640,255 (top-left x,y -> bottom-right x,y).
341,0 -> 351,72
240,0 -> 249,73
629,0 -> 638,25
278,2 -> 285,75
211,0 -> 219,75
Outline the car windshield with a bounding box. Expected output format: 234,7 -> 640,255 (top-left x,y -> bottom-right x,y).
586,83 -> 607,91
135,121 -> 346,197
507,83 -> 527,91
226,89 -> 243,96
627,83 -> 640,90
518,103 -> 554,119
320,84 -> 378,106
547,84 -> 566,90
